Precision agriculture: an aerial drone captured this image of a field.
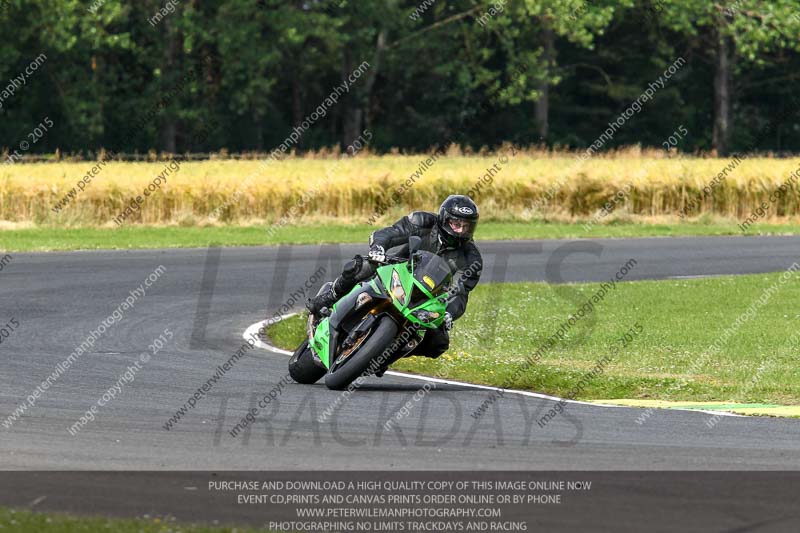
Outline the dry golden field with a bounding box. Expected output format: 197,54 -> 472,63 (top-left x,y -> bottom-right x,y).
2,147 -> 799,226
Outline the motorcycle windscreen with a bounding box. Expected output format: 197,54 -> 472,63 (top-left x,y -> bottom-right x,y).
412,251 -> 453,295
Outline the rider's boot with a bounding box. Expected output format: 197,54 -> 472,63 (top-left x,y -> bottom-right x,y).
306,256 -> 363,316
306,281 -> 339,316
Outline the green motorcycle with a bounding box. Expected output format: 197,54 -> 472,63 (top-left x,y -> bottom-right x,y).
288,237 -> 456,390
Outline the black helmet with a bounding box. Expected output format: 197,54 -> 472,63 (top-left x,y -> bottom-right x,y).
438,195 -> 479,246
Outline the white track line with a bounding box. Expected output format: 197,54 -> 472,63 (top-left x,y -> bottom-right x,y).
245,317 -> 294,355
245,315 -> 741,417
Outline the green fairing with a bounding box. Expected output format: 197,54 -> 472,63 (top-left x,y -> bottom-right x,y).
309,259 -> 449,369
310,317 -> 332,367
376,262 -> 447,327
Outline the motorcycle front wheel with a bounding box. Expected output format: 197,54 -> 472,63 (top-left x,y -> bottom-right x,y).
324,317 -> 399,391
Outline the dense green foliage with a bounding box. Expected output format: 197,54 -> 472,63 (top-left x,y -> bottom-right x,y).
1,0 -> 799,155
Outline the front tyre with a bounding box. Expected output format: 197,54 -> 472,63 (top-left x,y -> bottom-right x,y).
288,339 -> 326,384
324,317 -> 398,391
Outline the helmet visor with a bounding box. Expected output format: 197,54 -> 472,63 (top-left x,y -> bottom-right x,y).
445,216 -> 476,239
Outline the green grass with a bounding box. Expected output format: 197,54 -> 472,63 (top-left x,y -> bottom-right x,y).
266,313 -> 307,352
0,507 -> 271,532
269,272 -> 800,405
3,220 -> 800,252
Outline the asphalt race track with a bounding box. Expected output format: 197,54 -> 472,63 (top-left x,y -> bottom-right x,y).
2,235 -> 799,473
2,235 -> 800,530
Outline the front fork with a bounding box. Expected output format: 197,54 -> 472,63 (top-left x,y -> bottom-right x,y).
341,312 -> 379,349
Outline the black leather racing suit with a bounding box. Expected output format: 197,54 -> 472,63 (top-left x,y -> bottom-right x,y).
332,211 -> 483,358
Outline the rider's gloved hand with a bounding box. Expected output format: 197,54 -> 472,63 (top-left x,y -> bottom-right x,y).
443,312 -> 453,332
368,245 -> 386,263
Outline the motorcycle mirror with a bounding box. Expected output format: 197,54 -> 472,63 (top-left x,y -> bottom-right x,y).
408,236 -> 422,254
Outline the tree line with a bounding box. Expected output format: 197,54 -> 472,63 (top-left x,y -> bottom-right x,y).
1,0 -> 799,157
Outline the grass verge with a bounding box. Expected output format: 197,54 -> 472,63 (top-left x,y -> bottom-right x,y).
0,507 -> 271,532
267,314 -> 306,352
3,220 -> 800,252
268,272 -> 800,406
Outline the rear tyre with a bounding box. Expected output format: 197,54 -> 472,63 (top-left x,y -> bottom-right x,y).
288,340 -> 326,384
324,317 -> 398,391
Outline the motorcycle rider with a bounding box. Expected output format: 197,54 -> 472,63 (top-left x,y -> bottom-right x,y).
307,195 -> 483,363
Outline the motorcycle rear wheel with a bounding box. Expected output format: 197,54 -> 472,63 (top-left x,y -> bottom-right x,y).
288,339 -> 326,384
